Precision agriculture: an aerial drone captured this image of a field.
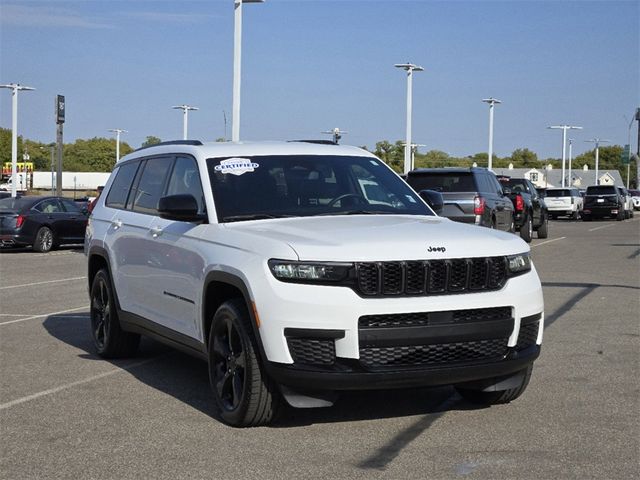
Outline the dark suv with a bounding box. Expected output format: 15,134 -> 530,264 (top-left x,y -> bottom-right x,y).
406,168 -> 514,232
582,185 -> 624,221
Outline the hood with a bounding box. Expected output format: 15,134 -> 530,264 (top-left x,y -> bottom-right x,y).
223,215 -> 529,262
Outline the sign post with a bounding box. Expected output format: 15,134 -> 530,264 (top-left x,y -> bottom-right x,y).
55,95 -> 65,196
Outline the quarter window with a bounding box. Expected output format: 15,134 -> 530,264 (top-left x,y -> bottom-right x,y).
106,162 -> 140,209
60,198 -> 81,213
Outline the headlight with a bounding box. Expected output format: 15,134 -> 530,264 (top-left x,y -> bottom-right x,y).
507,252 -> 532,276
268,259 -> 353,284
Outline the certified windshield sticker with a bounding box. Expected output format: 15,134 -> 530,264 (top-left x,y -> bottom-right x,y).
214,158 -> 259,176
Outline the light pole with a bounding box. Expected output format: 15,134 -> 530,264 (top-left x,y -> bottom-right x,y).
585,138 -> 610,185
568,139 -> 574,187
482,98 -> 501,170
108,129 -> 127,162
548,125 -> 582,187
395,63 -> 424,175
172,105 -> 199,140
624,114 -> 634,188
0,83 -> 35,198
232,0 -> 264,142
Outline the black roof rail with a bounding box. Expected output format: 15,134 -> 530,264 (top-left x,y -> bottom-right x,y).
134,140 -> 203,152
288,139 -> 338,145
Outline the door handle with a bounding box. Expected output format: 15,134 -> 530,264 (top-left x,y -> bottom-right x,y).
112,219 -> 122,230
150,226 -> 163,238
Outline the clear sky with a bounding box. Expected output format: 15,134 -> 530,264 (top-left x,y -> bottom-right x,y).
1,0 -> 638,159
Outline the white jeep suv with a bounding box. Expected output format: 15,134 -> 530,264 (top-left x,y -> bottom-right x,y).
85,141 -> 544,427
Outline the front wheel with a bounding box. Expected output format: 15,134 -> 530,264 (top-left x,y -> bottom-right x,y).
208,299 -> 281,427
456,364 -> 533,405
537,215 -> 549,239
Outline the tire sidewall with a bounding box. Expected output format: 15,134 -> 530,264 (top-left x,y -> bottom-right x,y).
208,301 -> 255,425
90,269 -> 112,355
34,226 -> 53,253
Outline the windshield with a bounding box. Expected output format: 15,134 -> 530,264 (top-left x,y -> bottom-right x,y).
546,189 -> 572,197
207,155 -> 432,222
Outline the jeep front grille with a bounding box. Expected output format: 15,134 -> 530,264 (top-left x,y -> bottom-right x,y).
355,257 -> 508,297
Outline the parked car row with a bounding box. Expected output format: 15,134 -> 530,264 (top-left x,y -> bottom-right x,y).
0,196 -> 89,251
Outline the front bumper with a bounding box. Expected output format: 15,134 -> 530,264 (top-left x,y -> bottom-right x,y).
266,344 -> 540,391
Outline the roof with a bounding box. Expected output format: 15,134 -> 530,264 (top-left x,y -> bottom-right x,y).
119,140 -> 374,163
491,167 -> 625,188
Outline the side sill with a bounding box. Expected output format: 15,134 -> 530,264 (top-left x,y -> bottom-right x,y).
119,309 -> 208,361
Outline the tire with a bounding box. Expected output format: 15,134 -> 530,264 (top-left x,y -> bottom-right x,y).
208,298 -> 281,427
550,213 -> 556,220
520,215 -> 533,243
508,217 -> 515,233
571,211 -> 579,221
33,226 -> 54,253
616,210 -> 624,221
456,364 -> 533,405
537,215 -> 549,239
90,269 -> 140,358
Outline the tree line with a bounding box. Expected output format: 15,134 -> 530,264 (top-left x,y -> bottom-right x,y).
0,128 -> 635,185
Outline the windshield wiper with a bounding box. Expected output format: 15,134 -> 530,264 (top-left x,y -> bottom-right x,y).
222,213 -> 292,222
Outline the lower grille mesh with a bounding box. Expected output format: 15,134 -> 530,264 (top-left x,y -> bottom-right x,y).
360,339 -> 508,368
516,321 -> 539,350
287,338 -> 335,365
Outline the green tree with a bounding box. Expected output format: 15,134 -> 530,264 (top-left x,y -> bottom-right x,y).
63,137 -> 133,172
374,140 -> 404,172
0,127 -> 24,167
507,148 -> 538,168
141,136 -> 162,148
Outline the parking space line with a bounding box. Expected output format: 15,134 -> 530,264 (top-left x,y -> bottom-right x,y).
588,224 -> 615,232
0,356 -> 165,411
0,314 -> 29,317
0,306 -> 89,326
531,237 -> 566,248
0,276 -> 86,291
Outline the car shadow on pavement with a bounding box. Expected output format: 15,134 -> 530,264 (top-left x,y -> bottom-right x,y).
42,312 -> 483,429
0,245 -> 84,254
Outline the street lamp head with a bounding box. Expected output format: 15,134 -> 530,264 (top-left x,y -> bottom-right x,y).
482,98 -> 502,105
394,63 -> 424,72
108,129 -> 128,134
173,105 -> 199,112
236,0 -> 264,4
0,83 -> 35,91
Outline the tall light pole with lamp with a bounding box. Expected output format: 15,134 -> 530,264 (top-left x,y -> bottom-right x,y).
482,98 -> 501,171
232,0 -> 264,142
0,83 -> 35,198
394,63 -> 424,175
547,125 -> 582,188
172,105 -> 199,140
585,138 -> 610,185
108,129 -> 127,162
567,138 -> 574,187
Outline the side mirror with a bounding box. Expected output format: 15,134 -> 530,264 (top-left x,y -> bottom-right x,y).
158,194 -> 206,222
419,189 -> 444,215
502,186 -> 512,196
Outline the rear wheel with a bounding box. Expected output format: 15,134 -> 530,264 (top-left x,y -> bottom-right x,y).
616,210 -> 624,221
520,215 -> 533,243
456,364 -> 533,405
537,215 -> 549,239
90,269 -> 140,358
208,298 -> 281,427
571,211 -> 579,220
33,226 -> 53,253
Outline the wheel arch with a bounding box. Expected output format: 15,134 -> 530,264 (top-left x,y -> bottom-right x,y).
202,271 -> 266,361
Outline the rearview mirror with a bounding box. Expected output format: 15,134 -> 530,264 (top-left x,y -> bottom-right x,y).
158,194 -> 206,223
419,189 -> 444,215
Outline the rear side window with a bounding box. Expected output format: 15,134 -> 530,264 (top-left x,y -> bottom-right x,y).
407,173 -> 475,192
33,199 -> 63,213
60,198 -> 81,213
131,157 -> 173,215
106,162 -> 140,209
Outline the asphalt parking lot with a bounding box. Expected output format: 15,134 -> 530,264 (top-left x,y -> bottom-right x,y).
1,218 -> 638,480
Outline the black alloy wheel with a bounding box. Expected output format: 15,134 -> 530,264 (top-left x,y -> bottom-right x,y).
208,299 -> 281,427
211,314 -> 247,412
90,269 -> 140,358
